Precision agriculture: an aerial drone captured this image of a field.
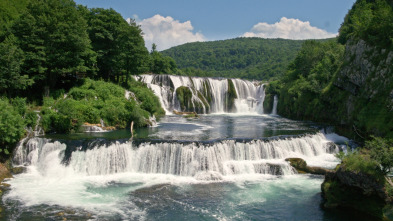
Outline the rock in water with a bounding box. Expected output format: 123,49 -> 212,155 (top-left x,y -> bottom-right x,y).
285,158 -> 332,175
321,166 -> 393,219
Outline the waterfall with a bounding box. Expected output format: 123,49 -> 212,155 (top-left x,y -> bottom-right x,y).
135,74 -> 265,114
13,133 -> 338,179
272,95 -> 278,115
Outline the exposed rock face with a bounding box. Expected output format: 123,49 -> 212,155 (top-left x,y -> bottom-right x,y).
322,166 -> 392,219
335,39 -> 393,98
285,158 -> 332,175
327,37 -> 393,137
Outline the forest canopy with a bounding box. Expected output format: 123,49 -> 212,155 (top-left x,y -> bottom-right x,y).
162,38 -> 313,81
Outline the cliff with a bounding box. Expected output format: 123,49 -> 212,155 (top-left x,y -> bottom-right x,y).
333,38 -> 393,138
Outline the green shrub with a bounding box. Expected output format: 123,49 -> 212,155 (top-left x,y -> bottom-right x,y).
10,97 -> 27,116
51,114 -> 72,134
24,110 -> 38,128
366,136 -> 393,175
68,87 -> 97,100
0,98 -> 25,157
38,78 -> 165,133
342,150 -> 384,182
126,77 -> 165,117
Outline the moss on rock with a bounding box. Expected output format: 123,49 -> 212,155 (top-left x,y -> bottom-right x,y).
321,164 -> 393,219
176,86 -> 209,113
176,86 -> 193,112
225,79 -> 238,112
285,158 -> 332,175
263,94 -> 274,114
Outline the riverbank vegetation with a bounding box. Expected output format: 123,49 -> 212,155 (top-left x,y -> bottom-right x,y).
266,0 -> 393,141
0,0 -> 172,160
264,0 -> 393,217
322,136 -> 393,219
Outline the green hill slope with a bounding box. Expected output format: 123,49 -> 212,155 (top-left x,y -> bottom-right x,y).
162,38 -> 309,80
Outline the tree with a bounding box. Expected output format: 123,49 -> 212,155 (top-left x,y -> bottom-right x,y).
150,43 -> 177,74
0,35 -> 33,96
84,8 -> 124,81
11,0 -> 95,95
84,9 -> 150,82
0,0 -> 29,40
120,19 -> 150,81
367,136 -> 393,175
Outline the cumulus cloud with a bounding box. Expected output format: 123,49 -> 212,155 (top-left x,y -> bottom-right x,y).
243,17 -> 336,40
134,14 -> 206,51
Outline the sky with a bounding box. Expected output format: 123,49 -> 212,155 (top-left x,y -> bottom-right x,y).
74,0 -> 356,51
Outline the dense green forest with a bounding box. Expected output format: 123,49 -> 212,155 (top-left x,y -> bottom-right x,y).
162,38 -> 307,80
269,0 -> 393,140
0,0 -> 174,158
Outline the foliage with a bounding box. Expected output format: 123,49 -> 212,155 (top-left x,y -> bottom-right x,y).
335,151 -> 346,162
341,150 -> 383,181
0,1 -> 160,101
124,77 -> 165,117
278,40 -> 345,121
0,98 -> 25,157
81,7 -> 149,81
366,136 -> 393,175
0,35 -> 33,96
10,0 -> 95,93
162,38 -> 311,80
150,44 -> 177,74
338,0 -> 393,48
275,0 -> 393,139
41,79 -> 159,133
24,110 -> 38,128
0,0 -> 29,39
334,136 -> 393,182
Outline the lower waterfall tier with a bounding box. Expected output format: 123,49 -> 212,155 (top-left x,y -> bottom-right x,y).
13,132 -> 339,178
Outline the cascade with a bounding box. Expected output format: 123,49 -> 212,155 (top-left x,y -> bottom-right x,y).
272,95 -> 278,115
135,74 -> 265,114
32,112 -> 45,136
13,133 -> 338,179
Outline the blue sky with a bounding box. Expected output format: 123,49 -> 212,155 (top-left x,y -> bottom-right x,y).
74,0 -> 356,50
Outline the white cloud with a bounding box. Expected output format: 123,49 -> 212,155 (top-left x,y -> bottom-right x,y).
134,14 -> 206,51
243,17 -> 337,40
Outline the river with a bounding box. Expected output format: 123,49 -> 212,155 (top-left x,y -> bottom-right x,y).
0,75 -> 369,220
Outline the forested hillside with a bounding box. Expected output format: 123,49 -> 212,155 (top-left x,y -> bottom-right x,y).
266,0 -> 393,140
162,38 -> 307,80
265,1 -> 393,217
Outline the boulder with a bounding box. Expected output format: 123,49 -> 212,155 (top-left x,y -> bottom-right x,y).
0,163 -> 12,184
173,110 -> 199,118
285,158 -> 332,175
321,166 -> 393,219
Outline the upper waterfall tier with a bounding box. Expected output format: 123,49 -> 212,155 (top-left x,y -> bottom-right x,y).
135,74 -> 265,114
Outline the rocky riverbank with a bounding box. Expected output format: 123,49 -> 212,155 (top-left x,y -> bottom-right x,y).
321,164 -> 393,219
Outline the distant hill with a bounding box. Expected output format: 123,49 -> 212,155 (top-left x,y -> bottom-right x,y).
162,37 -> 310,80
